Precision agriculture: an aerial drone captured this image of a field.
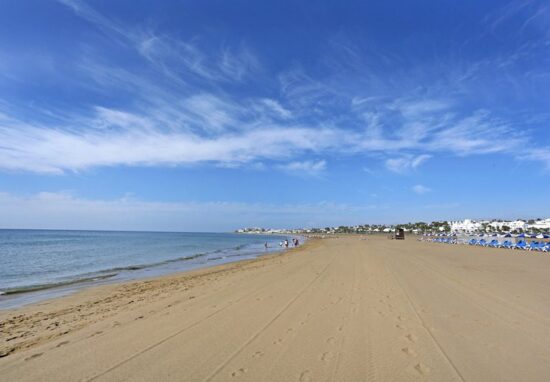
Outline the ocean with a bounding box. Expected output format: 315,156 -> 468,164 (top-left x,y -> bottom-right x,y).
0,230 -> 295,308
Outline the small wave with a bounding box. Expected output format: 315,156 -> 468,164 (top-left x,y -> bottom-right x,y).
0,273 -> 118,296
208,256 -> 227,261
96,253 -> 208,274
0,253 -> 211,297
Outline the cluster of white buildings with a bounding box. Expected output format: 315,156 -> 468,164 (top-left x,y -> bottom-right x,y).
449,218 -> 550,233
530,219 -> 550,230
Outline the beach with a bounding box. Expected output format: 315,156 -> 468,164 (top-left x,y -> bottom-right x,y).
2,236 -> 550,381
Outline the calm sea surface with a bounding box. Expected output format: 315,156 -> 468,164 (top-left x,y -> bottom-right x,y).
0,230 -> 294,308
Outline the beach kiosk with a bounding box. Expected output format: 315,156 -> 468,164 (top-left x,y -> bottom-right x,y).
395,228 -> 405,240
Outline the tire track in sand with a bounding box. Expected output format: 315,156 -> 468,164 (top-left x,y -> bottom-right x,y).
382,256 -> 466,381
85,257 -> 323,382
203,256 -> 335,382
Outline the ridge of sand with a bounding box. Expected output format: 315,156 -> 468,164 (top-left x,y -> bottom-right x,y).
2,236 -> 550,381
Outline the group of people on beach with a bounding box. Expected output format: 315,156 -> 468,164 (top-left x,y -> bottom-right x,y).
264,238 -> 300,250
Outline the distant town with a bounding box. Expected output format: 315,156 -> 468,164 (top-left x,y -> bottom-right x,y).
236,218 -> 550,235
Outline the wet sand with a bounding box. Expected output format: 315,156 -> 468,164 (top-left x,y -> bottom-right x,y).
2,236 -> 550,381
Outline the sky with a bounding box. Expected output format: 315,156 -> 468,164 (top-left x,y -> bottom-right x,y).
0,0 -> 549,231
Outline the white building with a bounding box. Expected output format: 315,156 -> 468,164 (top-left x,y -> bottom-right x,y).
489,220 -> 528,231
489,220 -> 526,231
509,220 -> 527,231
529,219 -> 550,230
449,219 -> 482,232
450,218 -> 549,233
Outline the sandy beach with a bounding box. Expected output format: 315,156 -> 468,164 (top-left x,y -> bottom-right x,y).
2,236 -> 550,381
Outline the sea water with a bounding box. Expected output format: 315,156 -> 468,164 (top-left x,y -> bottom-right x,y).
0,230 -> 295,308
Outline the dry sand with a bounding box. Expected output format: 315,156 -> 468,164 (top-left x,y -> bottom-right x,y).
2,236 -> 550,381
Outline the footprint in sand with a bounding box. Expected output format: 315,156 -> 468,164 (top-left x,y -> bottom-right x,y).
405,334 -> 418,343
326,337 -> 336,345
231,368 -> 247,377
299,370 -> 312,382
56,341 -> 70,348
252,351 -> 264,358
401,347 -> 417,357
320,351 -> 335,361
273,338 -> 283,345
25,353 -> 43,361
89,331 -> 103,338
414,363 -> 430,375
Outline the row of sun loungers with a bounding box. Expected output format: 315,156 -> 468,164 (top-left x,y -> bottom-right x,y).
467,238 -> 549,251
426,237 -> 550,251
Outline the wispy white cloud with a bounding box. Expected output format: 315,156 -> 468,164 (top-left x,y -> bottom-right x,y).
0,113 -> 345,173
58,0 -> 261,85
520,148 -> 550,169
258,99 -> 292,120
277,160 -> 327,176
137,34 -> 261,84
0,98 -> 544,174
385,154 -> 431,173
412,184 -> 431,195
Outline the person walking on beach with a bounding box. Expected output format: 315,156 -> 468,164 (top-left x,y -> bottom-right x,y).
284,239 -> 289,248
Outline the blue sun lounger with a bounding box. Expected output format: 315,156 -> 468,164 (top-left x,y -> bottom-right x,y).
501,240 -> 513,249
513,240 -> 527,250
529,241 -> 548,251
487,239 -> 499,247
527,241 -> 539,251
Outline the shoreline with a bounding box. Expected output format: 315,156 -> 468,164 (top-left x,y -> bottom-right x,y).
0,238 -> 314,359
0,233 -> 304,310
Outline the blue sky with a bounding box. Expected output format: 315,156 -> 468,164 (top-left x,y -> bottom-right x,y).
0,0 -> 549,231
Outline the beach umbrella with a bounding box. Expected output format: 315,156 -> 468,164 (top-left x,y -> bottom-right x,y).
504,233 -> 512,237
518,233 -> 525,238
536,234 -> 544,239
544,234 -> 550,239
